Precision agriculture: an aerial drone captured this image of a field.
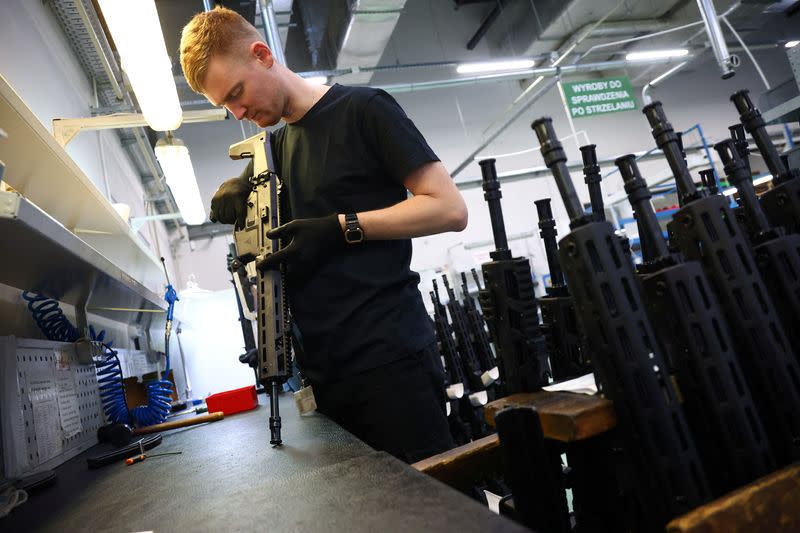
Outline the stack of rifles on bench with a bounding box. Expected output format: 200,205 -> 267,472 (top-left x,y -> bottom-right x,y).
428,89 -> 800,532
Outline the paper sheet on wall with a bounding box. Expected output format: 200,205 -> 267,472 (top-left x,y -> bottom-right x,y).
31,391 -> 62,463
27,365 -> 63,464
126,351 -> 158,377
56,369 -> 82,439
11,402 -> 30,474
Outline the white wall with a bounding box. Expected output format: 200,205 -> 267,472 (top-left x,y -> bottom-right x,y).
0,0 -> 177,287
0,0 -> 185,377
175,289 -> 258,398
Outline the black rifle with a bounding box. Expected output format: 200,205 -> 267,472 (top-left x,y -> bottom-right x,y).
460,270 -> 499,389
534,198 -> 591,381
643,101 -> 800,466
532,116 -> 710,527
715,139 -> 800,356
429,318 -> 472,446
731,90 -> 800,234
228,133 -> 291,446
430,281 -> 487,441
581,144 -> 605,222
617,154 -> 773,496
477,159 -> 551,395
698,168 -> 719,194
581,143 -> 633,258
226,243 -> 259,385
729,123 -> 751,175
496,407 -> 571,533
442,274 -> 488,398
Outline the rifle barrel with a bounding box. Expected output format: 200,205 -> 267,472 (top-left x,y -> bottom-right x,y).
616,155 -> 670,260
479,159 -> 512,260
531,117 -> 585,223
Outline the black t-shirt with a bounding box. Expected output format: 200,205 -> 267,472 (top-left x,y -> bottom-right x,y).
269,84 -> 437,384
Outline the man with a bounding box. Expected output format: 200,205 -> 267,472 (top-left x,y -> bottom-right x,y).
180,7 -> 467,462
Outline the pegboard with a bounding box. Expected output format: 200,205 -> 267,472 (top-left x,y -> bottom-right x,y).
0,336 -> 106,479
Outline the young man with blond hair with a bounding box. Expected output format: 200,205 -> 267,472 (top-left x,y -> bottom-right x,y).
180,6 -> 467,462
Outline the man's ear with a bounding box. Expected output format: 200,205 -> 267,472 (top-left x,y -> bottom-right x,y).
250,41 -> 274,68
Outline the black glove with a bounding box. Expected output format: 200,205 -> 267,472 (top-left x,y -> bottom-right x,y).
256,215 -> 345,274
209,160 -> 253,229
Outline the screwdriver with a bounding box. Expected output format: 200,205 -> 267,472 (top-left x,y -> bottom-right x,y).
126,451 -> 183,465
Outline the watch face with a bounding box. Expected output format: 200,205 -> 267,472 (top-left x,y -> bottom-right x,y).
345,228 -> 363,243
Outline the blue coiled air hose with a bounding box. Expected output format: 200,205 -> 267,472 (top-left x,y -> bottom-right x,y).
89,326 -> 131,425
22,287 -> 176,428
131,260 -> 179,426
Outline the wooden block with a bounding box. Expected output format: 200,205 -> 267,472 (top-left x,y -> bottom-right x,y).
412,434 -> 501,491
666,464 -> 800,533
484,390 -> 616,442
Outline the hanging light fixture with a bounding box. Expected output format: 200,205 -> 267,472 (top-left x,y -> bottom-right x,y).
154,135 -> 206,225
97,0 -> 182,131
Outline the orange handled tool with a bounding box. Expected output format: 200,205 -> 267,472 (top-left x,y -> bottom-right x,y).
132,411 -> 224,436
125,451 -> 182,466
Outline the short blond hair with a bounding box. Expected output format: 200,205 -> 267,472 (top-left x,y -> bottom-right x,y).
180,6 -> 263,94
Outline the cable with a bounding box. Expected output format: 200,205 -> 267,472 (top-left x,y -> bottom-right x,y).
0,486 -> 28,518
21,291 -> 79,342
21,290 -> 174,427
90,326 -> 130,425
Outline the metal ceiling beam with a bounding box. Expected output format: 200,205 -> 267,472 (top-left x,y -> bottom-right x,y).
376,55 -> 693,94
467,0 -> 504,50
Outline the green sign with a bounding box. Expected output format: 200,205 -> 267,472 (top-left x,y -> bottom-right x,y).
562,76 -> 637,118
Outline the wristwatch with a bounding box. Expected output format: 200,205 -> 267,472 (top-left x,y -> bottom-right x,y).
344,213 -> 364,244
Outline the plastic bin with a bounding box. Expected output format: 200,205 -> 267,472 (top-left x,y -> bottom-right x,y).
206,385 -> 258,415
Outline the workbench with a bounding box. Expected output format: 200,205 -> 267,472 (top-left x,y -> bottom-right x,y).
2,393 -> 524,532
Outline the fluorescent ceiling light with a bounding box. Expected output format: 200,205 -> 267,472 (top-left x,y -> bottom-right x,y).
626,49 -> 689,61
155,137 -> 206,225
456,59 -> 536,74
786,40 -> 800,49
303,76 -> 329,85
98,0 -> 182,131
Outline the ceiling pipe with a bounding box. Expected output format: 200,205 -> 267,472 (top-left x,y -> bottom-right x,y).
466,1 -> 503,50
376,55 -> 692,94
720,16 -> 770,89
260,0 -> 286,65
630,2 -> 740,85
696,0 -> 737,78
642,60 -> 691,105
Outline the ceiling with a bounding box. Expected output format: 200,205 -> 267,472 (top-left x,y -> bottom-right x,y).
48,0 -> 800,237
147,0 -> 800,110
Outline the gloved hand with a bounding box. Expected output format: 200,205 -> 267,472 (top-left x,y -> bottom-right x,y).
209,175 -> 251,229
257,214 -> 346,275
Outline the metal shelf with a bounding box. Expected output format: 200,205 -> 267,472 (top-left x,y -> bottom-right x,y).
0,73 -> 164,293
0,191 -> 165,322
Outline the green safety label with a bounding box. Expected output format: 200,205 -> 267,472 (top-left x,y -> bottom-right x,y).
562,76 -> 637,118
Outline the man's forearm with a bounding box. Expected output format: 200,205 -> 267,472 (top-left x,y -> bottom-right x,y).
337,193 -> 467,240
